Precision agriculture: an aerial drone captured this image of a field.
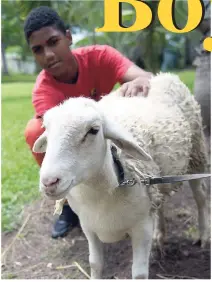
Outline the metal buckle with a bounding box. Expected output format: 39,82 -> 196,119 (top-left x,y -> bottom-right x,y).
140,177 -> 151,186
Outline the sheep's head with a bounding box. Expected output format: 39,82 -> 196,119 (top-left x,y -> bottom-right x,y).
33,98 -> 151,200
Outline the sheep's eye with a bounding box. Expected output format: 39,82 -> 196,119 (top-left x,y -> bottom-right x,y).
87,128 -> 99,135
82,127 -> 99,142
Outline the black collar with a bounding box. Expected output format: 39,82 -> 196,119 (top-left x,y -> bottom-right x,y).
111,146 -> 211,187
111,145 -> 125,184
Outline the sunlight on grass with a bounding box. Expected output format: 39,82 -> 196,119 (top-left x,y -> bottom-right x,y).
2,82 -> 40,231
2,74 -> 37,84
175,70 -> 195,93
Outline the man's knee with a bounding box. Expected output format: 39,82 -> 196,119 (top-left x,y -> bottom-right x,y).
24,118 -> 44,149
24,118 -> 45,166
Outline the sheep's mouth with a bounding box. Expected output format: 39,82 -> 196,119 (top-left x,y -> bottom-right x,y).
44,181 -> 73,200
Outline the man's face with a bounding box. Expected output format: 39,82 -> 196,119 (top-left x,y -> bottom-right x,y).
29,26 -> 72,77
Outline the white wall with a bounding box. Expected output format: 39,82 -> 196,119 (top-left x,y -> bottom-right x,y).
3,53 -> 36,74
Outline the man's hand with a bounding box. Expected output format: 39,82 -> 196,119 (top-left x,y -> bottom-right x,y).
119,64 -> 154,97
119,76 -> 152,97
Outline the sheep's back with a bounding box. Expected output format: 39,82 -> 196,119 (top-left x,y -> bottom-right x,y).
99,94 -> 192,176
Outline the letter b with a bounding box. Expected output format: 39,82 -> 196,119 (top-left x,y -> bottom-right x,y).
96,0 -> 152,32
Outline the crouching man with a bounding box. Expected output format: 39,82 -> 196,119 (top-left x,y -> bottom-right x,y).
24,6 -> 153,238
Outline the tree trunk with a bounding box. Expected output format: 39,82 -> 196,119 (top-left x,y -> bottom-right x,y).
136,1 -> 160,73
185,36 -> 191,66
1,43 -> 9,75
92,31 -> 96,45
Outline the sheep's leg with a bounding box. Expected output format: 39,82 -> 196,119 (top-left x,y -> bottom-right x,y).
129,216 -> 153,279
152,205 -> 165,256
83,229 -> 104,279
189,179 -> 209,247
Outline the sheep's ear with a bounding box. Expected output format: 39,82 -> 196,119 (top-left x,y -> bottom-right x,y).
103,118 -> 152,161
32,131 -> 47,153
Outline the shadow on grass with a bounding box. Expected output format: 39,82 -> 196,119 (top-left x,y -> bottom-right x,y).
2,74 -> 37,84
2,96 -> 31,103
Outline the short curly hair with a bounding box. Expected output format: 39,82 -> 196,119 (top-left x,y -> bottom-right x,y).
24,6 -> 67,43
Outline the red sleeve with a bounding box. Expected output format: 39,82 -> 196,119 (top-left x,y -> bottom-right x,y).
32,87 -> 64,118
97,45 -> 133,85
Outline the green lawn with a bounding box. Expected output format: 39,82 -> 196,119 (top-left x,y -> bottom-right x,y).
2,81 -> 40,231
175,70 -> 195,93
1,70 -> 195,232
2,73 -> 37,84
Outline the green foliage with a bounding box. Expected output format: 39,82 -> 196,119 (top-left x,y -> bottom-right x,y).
5,46 -> 23,55
2,1 -> 22,46
2,82 -> 40,231
2,0 -> 201,74
2,0 -> 29,59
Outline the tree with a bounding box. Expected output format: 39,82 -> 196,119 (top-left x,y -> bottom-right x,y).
2,0 -> 31,74
1,0 -> 21,74
13,0 -> 202,73
1,42 -> 9,75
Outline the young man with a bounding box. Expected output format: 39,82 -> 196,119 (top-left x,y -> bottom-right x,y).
24,6 -> 153,239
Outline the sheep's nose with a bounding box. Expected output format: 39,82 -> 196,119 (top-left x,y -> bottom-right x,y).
42,177 -> 59,187
42,177 -> 60,193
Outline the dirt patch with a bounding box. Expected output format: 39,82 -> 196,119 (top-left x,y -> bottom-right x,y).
1,183 -> 211,279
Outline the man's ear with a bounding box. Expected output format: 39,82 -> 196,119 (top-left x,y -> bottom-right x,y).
66,29 -> 72,45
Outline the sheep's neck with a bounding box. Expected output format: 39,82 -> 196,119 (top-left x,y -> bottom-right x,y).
86,143 -> 120,193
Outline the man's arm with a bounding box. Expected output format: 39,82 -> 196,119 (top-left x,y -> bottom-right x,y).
119,64 -> 153,97
96,45 -> 153,97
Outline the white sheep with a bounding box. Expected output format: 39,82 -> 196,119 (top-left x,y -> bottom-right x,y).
33,73 -> 209,279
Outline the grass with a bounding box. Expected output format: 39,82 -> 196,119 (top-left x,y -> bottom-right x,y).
1,69 -> 195,232
2,73 -> 37,84
2,81 -> 40,232
175,69 -> 195,93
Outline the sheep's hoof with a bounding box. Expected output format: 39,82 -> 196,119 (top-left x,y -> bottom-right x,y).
91,274 -> 102,279
192,238 -> 201,246
134,274 -> 148,279
193,237 -> 210,248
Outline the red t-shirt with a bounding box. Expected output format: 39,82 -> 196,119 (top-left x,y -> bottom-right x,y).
33,45 -> 133,117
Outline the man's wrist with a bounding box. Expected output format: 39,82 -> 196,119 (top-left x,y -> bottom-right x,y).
137,71 -> 153,81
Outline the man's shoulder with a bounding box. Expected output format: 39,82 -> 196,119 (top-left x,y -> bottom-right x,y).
33,70 -> 54,93
72,44 -> 117,57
